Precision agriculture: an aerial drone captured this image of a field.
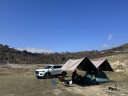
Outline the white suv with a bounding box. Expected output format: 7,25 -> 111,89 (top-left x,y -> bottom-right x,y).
35,65 -> 67,79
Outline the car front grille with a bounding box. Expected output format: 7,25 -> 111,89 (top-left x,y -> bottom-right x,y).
35,71 -> 39,74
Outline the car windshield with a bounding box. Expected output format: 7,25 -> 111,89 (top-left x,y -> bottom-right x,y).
43,66 -> 52,69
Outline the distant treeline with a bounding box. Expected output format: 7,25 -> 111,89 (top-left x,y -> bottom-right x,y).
0,43 -> 128,64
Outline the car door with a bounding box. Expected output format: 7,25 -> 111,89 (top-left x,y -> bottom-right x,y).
56,66 -> 62,75
47,66 -> 53,75
52,66 -> 58,75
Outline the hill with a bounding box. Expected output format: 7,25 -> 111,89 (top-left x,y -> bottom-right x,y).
103,43 -> 128,53
0,43 -> 128,64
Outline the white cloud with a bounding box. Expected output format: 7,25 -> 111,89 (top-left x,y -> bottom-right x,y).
102,44 -> 110,49
108,34 -> 112,40
102,34 -> 113,49
16,47 -> 52,53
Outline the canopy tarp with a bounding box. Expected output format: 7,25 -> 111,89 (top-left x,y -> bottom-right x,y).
61,57 -> 97,71
61,57 -> 113,71
61,58 -> 84,71
77,58 -> 97,71
91,59 -> 113,71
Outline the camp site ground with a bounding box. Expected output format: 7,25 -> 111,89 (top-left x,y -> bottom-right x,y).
0,64 -> 128,96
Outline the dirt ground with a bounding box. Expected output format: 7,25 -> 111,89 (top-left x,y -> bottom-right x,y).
0,64 -> 128,96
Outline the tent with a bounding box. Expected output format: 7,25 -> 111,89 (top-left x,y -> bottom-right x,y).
84,71 -> 110,84
61,57 -> 113,84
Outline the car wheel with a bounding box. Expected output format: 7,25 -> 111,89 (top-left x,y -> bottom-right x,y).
44,72 -> 51,78
62,72 -> 67,76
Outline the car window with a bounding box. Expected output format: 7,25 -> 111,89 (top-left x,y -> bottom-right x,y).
44,66 -> 52,69
53,66 -> 62,69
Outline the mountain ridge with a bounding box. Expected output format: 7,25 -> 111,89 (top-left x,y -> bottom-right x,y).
0,43 -> 128,64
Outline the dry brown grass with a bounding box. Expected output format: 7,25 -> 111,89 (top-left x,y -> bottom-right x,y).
0,53 -> 128,96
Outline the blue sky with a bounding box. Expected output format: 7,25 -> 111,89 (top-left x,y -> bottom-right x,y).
0,0 -> 128,53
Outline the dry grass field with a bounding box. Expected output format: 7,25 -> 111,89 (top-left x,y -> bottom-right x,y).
0,54 -> 128,96
0,65 -> 84,96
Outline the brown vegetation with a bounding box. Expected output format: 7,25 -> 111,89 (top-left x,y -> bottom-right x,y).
0,43 -> 128,64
